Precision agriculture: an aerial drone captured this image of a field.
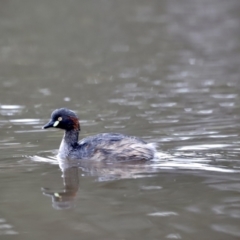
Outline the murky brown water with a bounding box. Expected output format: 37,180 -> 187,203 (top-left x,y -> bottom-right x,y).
0,0 -> 240,239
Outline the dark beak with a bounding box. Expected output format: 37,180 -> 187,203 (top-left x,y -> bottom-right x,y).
42,120 -> 54,129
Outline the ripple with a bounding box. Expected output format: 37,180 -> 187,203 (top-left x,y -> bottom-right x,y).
80,120 -> 97,126
148,211 -> 178,217
152,161 -> 237,173
0,105 -> 24,110
151,102 -> 177,108
0,218 -> 18,235
119,68 -> 139,78
64,97 -> 71,102
15,129 -> 45,133
196,109 -> 213,114
219,102 -> 235,107
177,144 -> 230,151
108,98 -> 127,104
119,101 -> 143,106
140,185 -> 162,190
209,183 -> 240,192
0,105 -> 25,116
101,116 -> 131,121
38,88 -> 51,96
10,119 -> 41,125
166,233 -> 182,239
212,224 -> 240,237
212,203 -> 240,218
104,125 -> 125,129
29,155 -> 58,165
212,94 -> 237,99
208,134 -> 238,138
0,143 -> 37,149
148,119 -> 179,124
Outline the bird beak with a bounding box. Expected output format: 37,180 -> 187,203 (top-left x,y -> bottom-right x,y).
42,120 -> 55,129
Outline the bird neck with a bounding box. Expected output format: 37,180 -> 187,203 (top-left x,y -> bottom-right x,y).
64,129 -> 79,147
58,130 -> 79,159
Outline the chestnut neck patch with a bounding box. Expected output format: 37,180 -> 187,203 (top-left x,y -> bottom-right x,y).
69,116 -> 80,131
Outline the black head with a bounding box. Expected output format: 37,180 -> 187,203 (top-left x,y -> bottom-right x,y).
43,108 -> 80,131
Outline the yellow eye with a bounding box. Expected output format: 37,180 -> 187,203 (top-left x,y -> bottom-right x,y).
58,117 -> 62,121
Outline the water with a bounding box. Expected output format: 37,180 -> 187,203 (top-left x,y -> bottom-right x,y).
0,0 -> 240,239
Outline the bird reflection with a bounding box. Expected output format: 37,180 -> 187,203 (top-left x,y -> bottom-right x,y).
42,159 -> 80,210
41,157 -> 161,210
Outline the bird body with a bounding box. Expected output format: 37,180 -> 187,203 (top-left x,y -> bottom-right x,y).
43,108 -> 158,161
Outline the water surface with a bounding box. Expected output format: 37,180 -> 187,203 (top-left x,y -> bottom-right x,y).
0,0 -> 240,239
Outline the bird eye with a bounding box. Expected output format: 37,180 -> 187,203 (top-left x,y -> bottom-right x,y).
58,117 -> 62,121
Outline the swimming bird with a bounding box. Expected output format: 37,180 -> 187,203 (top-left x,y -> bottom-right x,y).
43,108 -> 158,161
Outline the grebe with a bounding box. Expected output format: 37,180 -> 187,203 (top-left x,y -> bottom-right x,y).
43,108 -> 158,161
